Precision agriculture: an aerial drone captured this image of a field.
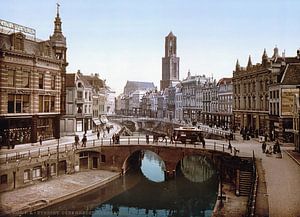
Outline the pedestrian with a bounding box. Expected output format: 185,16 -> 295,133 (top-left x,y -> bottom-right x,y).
146,134 -> 149,144
74,135 -> 79,149
228,140 -> 232,153
82,134 -> 87,147
116,134 -> 120,144
39,135 -> 43,146
202,138 -> 205,148
112,134 -> 115,144
262,141 -> 266,153
97,131 -> 100,140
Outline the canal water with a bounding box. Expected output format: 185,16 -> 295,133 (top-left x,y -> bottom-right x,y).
38,151 -> 218,217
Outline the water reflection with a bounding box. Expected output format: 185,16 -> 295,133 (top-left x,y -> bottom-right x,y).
180,155 -> 215,183
39,152 -> 218,217
141,150 -> 165,182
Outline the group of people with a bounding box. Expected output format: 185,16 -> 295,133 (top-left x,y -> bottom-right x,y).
74,134 -> 87,148
112,133 -> 120,144
262,140 -> 281,157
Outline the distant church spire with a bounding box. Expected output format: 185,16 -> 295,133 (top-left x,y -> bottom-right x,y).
235,59 -> 241,71
247,55 -> 252,69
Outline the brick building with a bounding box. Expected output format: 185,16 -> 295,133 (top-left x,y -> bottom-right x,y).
233,47 -> 300,142
0,7 -> 67,147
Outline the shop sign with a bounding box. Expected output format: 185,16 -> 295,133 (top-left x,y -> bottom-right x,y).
0,19 -> 36,36
281,89 -> 298,116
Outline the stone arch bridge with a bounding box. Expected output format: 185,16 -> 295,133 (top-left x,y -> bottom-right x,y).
75,143 -> 240,179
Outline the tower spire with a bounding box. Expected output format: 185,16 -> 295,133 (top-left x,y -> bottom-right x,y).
247,55 -> 252,69
235,59 -> 241,71
56,2 -> 60,17
54,3 -> 62,33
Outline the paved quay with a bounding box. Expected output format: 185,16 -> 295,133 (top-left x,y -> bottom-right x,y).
0,170 -> 120,216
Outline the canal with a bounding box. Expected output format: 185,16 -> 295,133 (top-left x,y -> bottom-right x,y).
38,150 -> 218,217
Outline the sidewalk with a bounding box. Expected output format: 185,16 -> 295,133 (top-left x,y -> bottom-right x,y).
0,123 -> 121,155
0,170 -> 120,216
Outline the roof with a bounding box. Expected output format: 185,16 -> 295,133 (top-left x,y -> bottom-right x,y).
280,63 -> 300,85
217,78 -> 232,86
124,81 -> 155,95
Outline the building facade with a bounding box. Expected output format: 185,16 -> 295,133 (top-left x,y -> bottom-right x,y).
160,32 -> 180,91
233,47 -> 300,142
0,8 -> 67,147
217,78 -> 233,129
61,72 -> 93,136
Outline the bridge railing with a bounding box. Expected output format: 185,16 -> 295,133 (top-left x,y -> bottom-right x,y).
1,135 -> 249,165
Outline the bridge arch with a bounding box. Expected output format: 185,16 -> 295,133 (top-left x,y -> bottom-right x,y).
122,148 -> 166,180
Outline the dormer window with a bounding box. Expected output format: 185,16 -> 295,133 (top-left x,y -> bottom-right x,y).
11,33 -> 25,51
77,82 -> 82,88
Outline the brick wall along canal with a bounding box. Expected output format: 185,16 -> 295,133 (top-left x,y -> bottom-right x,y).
37,150 -> 218,217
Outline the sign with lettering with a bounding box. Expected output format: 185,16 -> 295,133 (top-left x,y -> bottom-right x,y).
281,88 -> 298,116
0,19 -> 36,36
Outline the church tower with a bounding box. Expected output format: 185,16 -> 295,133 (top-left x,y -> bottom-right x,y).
160,32 -> 180,91
50,3 -> 68,115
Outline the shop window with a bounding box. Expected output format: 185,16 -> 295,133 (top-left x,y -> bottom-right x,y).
50,163 -> 56,175
22,72 -> 30,88
8,94 -> 14,113
32,166 -> 42,179
24,169 -> 30,182
51,96 -> 55,112
8,71 -> 15,87
0,174 -> 7,184
39,73 -> 44,89
51,75 -> 55,90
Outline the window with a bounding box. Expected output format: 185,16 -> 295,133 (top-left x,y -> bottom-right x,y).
44,96 -> 50,112
8,71 -> 15,87
7,94 -> 30,113
101,154 -> 106,163
39,73 -> 44,89
77,82 -> 82,88
51,75 -> 55,90
23,95 -> 30,113
16,95 -> 22,113
24,169 -> 30,182
22,72 -> 30,88
51,96 -> 55,112
50,164 -> 56,175
32,166 -> 42,179
8,94 -> 14,113
77,91 -> 83,99
89,93 -> 91,101
39,96 -> 43,112
77,106 -> 82,114
85,92 -> 88,99
0,174 -> 7,184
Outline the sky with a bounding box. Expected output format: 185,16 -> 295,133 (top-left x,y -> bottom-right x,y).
1,0 -> 300,94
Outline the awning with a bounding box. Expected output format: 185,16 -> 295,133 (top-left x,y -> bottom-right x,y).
100,115 -> 108,124
93,118 -> 101,126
